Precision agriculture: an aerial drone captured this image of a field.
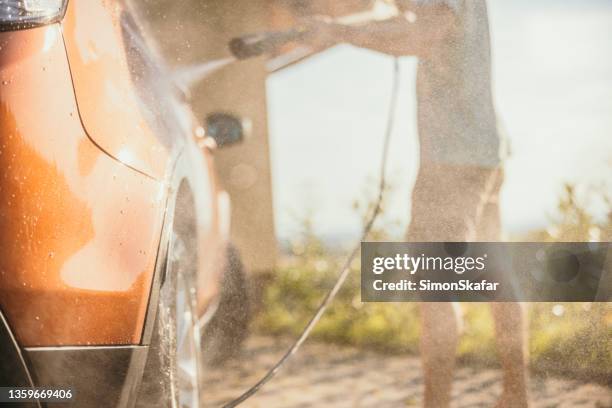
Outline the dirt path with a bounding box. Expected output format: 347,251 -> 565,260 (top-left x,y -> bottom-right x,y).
201,336 -> 611,407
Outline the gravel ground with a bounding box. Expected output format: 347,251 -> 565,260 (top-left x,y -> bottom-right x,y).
201,336 -> 611,408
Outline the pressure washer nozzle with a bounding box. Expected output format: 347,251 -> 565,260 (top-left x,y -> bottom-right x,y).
228,28 -> 308,60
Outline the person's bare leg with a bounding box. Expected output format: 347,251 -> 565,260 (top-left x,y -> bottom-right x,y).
476,169 -> 529,407
491,303 -> 528,408
420,302 -> 459,408
409,164 -> 477,407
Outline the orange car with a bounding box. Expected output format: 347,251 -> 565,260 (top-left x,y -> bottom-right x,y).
0,0 -> 249,406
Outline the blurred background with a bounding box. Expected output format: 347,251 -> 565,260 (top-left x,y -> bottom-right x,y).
133,0 -> 611,406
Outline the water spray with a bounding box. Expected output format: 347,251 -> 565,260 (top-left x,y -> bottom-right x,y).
173,57 -> 236,91
172,28 -> 310,92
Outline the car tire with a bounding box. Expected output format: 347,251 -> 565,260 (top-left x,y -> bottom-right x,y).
136,234 -> 202,408
201,244 -> 251,366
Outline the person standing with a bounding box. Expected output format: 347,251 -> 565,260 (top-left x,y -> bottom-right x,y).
295,1 -> 528,406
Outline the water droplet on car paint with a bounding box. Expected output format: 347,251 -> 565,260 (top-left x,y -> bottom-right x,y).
48,252 -> 55,259
1,80 -> 8,85
552,304 -> 565,317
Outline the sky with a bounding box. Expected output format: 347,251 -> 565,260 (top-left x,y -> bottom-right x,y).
266,0 -> 612,243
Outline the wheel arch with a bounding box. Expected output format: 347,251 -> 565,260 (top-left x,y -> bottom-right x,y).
140,149 -> 213,346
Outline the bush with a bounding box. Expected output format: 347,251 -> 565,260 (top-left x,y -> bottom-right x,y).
255,182 -> 611,380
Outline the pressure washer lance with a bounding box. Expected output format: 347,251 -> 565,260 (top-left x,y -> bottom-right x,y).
221,36 -> 401,408
228,27 -> 310,60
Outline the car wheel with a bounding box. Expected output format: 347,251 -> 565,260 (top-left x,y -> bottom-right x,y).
136,233 -> 202,407
201,244 -> 251,366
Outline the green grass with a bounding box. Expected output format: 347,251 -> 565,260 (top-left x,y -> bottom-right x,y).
255,256 -> 611,381
255,181 -> 611,381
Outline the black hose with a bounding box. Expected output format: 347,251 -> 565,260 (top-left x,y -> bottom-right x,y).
221,57 -> 401,408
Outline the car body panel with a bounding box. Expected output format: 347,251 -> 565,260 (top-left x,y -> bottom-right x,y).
0,310 -> 35,389
61,0 -> 174,180
61,0 -> 227,316
0,24 -> 167,346
24,344 -> 147,407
